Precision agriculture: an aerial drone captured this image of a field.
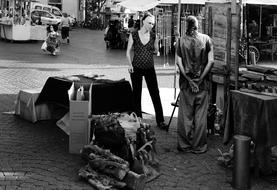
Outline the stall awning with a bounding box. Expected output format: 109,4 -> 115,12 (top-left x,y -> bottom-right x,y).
118,0 -> 160,12
160,0 -> 206,5
118,0 -> 206,12
243,0 -> 277,5
206,0 -> 277,6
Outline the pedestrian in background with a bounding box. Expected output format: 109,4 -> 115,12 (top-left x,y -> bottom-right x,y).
176,15 -> 214,154
126,12 -> 167,130
128,15 -> 134,32
60,12 -> 71,43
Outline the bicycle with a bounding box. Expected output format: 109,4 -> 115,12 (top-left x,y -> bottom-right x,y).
238,38 -> 260,63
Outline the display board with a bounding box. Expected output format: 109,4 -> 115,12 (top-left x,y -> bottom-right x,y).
205,2 -> 240,75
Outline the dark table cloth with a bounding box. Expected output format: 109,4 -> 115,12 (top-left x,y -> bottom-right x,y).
224,90 -> 277,173
35,75 -> 134,115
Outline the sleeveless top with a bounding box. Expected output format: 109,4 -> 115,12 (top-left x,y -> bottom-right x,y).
132,31 -> 156,69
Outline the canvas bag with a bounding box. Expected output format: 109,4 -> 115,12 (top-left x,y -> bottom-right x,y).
117,112 -> 141,140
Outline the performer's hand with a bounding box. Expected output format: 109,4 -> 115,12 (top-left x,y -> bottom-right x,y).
189,80 -> 199,93
128,65 -> 134,73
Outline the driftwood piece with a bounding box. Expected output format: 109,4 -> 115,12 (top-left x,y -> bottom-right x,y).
122,171 -> 146,190
79,166 -> 126,189
79,167 -> 113,190
266,75 -> 277,82
246,65 -> 276,74
89,157 -> 129,180
240,70 -> 265,77
241,73 -> 264,81
81,144 -> 129,167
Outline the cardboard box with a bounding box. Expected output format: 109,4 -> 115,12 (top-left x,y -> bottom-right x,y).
68,82 -> 92,154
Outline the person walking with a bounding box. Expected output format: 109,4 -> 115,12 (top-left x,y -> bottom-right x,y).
176,15 -> 214,154
60,12 -> 71,43
128,15 -> 135,32
126,12 -> 167,130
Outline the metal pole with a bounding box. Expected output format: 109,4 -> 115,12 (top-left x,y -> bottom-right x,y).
173,0 -> 181,99
259,5 -> 262,39
235,0 -> 242,90
232,135 -> 251,189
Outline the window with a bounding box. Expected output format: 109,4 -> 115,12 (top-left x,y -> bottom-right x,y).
43,11 -> 52,18
32,11 -> 39,16
43,7 -> 51,12
52,9 -> 62,17
35,6 -> 42,10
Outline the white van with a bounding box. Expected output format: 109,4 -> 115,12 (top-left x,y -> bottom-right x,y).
31,3 -> 63,18
31,9 -> 61,26
31,3 -> 76,26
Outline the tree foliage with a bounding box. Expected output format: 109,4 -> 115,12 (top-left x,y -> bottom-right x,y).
86,0 -> 107,15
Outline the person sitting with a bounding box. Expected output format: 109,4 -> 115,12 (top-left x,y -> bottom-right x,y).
45,25 -> 61,56
249,20 -> 259,40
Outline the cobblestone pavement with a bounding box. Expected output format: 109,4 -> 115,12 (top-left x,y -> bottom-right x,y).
0,29 -> 276,190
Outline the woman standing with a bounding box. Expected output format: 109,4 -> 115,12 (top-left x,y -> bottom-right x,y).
60,12 -> 71,43
126,12 -> 167,130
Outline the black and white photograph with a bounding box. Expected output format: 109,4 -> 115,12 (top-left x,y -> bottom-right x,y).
1,0 -> 277,189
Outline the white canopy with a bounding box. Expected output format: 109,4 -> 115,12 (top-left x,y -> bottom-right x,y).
160,0 -> 206,5
118,0 -> 206,12
118,0 -> 160,12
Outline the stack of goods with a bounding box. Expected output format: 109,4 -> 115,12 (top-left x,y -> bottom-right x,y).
79,113 -> 160,190
238,65 -> 277,96
80,144 -> 145,190
90,114 -> 130,162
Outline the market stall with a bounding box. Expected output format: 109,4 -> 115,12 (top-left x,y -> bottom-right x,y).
226,89 -> 277,175
204,0 -> 277,114
0,0 -> 47,41
204,0 -> 277,177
